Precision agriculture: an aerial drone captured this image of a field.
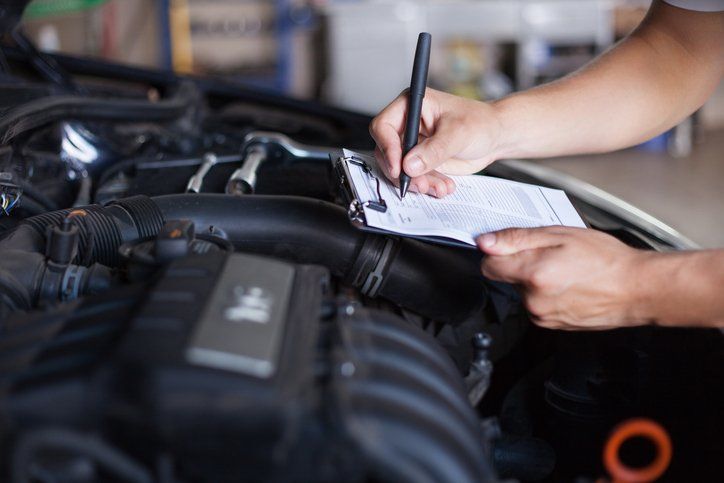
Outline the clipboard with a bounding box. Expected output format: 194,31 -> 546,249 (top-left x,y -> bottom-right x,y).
331,150 -> 476,250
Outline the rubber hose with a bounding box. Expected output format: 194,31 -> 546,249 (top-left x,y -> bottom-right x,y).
18,196 -> 165,267
1,83 -> 194,145
2,194 -> 485,324
153,194 -> 486,324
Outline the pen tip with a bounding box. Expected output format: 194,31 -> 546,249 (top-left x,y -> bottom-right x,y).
400,179 -> 410,198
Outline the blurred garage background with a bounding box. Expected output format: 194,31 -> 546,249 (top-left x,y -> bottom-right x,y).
20,0 -> 724,247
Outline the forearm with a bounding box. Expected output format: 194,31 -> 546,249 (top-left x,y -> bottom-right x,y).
634,250 -> 724,328
491,2 -> 723,160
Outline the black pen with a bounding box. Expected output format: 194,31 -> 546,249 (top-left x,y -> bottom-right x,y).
400,32 -> 432,198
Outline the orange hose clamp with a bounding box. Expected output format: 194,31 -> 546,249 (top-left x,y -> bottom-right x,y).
603,418 -> 672,483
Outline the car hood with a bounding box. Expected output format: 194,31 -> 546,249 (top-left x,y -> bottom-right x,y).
0,0 -> 29,34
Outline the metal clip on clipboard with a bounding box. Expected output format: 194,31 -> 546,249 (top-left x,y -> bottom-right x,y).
333,152 -> 387,227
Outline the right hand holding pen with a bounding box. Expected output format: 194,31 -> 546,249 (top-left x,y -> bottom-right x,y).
369,88 -> 503,197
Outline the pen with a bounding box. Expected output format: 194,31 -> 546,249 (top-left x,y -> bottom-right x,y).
400,32 -> 432,198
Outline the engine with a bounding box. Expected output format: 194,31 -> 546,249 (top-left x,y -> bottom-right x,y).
0,34 -> 723,482
4,245 -> 494,482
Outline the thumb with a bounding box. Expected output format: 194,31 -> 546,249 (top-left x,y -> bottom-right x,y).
402,119 -> 462,177
477,227 -> 564,256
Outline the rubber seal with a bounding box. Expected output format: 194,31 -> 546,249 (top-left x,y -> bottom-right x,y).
603,418 -> 672,483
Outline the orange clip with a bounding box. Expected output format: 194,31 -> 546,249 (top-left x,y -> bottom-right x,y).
67,209 -> 88,218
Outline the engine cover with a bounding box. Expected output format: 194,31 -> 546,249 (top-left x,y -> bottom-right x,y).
109,252 -> 332,481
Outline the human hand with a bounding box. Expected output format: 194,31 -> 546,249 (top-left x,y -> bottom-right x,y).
478,227 -> 654,330
369,88 -> 503,197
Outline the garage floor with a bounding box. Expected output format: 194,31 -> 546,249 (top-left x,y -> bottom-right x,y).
538,129 -> 724,249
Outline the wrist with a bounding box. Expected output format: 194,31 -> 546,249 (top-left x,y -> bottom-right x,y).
625,251 -> 669,327
490,96 -> 524,161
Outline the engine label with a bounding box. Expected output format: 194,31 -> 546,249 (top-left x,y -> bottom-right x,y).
186,253 -> 295,378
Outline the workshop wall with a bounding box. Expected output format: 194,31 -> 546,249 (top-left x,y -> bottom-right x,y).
20,0 -> 723,129
19,2 -> 723,150
23,0 -> 159,68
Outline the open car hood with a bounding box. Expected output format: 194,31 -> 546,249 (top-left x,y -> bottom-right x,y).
0,0 -> 29,34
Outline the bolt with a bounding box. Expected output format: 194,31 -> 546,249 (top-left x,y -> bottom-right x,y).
472,332 -> 493,365
473,332 -> 492,350
340,362 -> 356,377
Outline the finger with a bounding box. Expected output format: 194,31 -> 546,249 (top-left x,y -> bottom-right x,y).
377,146 -> 427,196
402,172 -> 456,198
402,117 -> 465,177
481,252 -> 540,285
375,147 -> 427,197
477,227 -> 568,256
374,146 -> 394,181
426,171 -> 456,197
370,121 -> 403,178
369,93 -> 408,178
376,89 -> 408,126
410,175 -> 430,195
376,149 -> 423,195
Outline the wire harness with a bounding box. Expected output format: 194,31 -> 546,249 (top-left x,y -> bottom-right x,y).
0,173 -> 22,216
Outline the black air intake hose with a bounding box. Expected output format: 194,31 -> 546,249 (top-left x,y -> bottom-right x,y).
16,196 -> 165,267
0,195 -> 485,324
0,196 -> 164,314
153,194 -> 486,324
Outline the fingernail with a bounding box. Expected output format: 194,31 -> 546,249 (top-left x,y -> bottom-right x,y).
429,187 -> 437,197
480,233 -> 496,248
406,157 -> 424,175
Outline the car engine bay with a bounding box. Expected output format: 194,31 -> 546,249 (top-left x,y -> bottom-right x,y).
0,20 -> 723,483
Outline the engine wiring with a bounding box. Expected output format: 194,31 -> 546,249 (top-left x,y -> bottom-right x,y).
0,175 -> 22,216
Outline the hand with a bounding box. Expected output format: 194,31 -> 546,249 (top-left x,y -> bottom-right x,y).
369,88 -> 503,197
477,227 -> 653,331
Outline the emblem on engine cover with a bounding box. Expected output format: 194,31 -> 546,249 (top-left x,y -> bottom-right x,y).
224,286 -> 273,324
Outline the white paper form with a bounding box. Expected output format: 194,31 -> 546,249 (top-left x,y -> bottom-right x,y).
343,149 -> 586,246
